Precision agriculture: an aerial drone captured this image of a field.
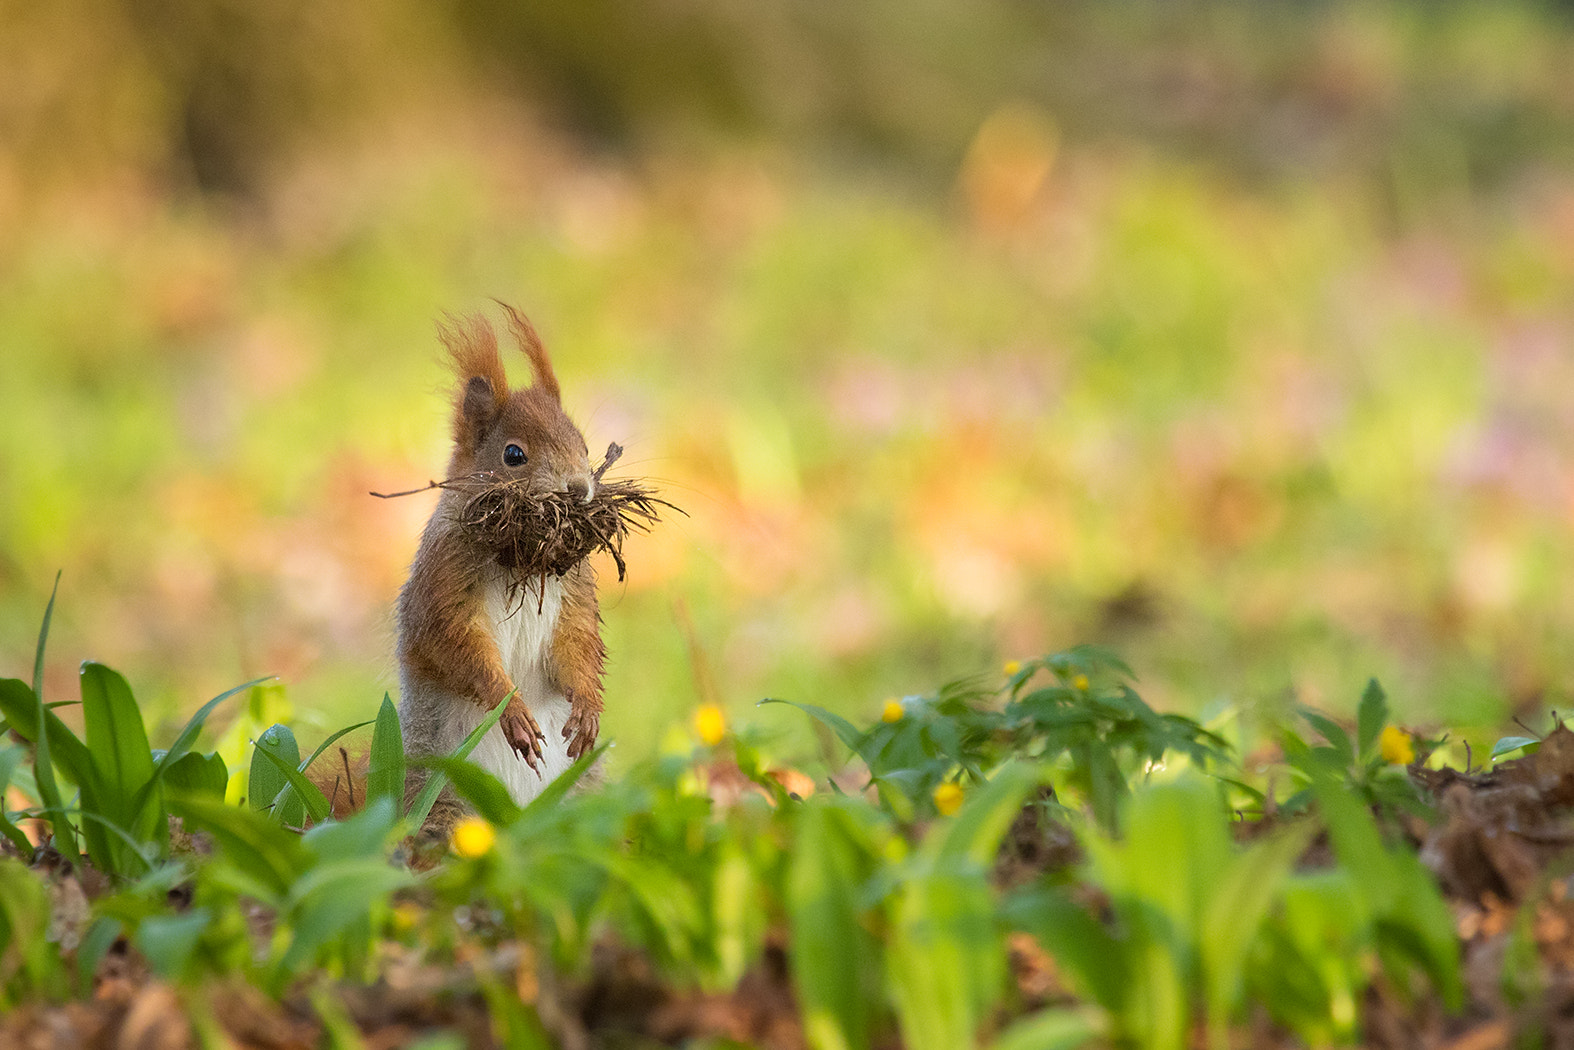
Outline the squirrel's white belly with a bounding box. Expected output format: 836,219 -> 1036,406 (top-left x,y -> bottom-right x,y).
452,573 -> 575,806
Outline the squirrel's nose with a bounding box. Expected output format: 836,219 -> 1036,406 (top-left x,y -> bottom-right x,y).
565,475 -> 593,503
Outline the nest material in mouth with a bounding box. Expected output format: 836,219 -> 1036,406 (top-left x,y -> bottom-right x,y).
454,474 -> 672,581
372,443 -> 677,582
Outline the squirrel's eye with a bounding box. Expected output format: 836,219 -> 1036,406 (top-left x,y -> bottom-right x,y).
502,444 -> 527,467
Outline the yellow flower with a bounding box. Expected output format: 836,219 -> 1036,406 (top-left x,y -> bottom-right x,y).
390,901 -> 422,933
1003,660 -> 1023,676
881,698 -> 905,723
451,816 -> 496,859
1072,674 -> 1090,691
694,704 -> 727,747
933,782 -> 964,816
1379,725 -> 1415,765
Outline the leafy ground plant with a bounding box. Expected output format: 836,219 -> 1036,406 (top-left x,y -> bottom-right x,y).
0,608 -> 1550,1049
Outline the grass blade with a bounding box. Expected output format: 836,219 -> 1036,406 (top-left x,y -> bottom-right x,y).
32,572 -> 59,702
405,692 -> 511,831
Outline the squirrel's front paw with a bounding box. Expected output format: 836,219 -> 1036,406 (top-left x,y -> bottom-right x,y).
561,697 -> 600,760
500,697 -> 547,775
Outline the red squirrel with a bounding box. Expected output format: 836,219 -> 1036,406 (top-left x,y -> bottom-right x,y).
397,307 -> 605,832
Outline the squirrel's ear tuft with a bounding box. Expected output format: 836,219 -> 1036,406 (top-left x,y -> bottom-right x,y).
499,302 -> 561,403
440,315 -> 508,449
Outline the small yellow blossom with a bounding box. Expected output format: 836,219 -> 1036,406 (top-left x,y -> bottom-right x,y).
451,816 -> 496,859
1003,660 -> 1023,676
390,901 -> 422,933
1379,725 -> 1415,765
694,704 -> 727,746
881,698 -> 905,723
933,782 -> 964,816
1073,674 -> 1090,691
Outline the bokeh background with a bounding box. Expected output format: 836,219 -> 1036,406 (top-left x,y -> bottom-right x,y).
4,0 -> 1574,761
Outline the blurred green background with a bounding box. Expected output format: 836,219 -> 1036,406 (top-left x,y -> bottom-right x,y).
4,0 -> 1574,761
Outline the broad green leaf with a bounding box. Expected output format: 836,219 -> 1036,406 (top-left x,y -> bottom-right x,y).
1299,710 -> 1353,767
279,858 -> 413,972
161,751 -> 228,799
304,797 -> 399,863
1199,823 -> 1315,1050
80,662 -> 157,808
252,743 -> 332,826
137,909 -> 212,979
1356,679 -> 1388,763
887,868 -> 1003,1050
988,1008 -> 1103,1050
789,803 -> 878,1050
250,724 -> 302,824
420,756 -> 521,826
366,694 -> 406,812
405,694 -> 510,831
168,793 -> 308,900
76,917 -> 122,996
1491,736 -> 1539,761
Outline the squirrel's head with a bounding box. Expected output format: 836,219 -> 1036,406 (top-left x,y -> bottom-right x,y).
441,306 -> 594,502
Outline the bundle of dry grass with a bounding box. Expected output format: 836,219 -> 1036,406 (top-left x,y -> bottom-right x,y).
374,443 -> 678,582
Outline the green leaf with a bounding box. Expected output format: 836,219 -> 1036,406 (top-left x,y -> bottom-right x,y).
0,746 -> 37,855
28,577 -> 77,863
168,793 -> 309,901
0,857 -> 58,1000
760,698 -> 867,759
161,751 -> 228,799
1491,736 -> 1540,761
76,917 -> 122,996
80,663 -> 157,807
79,663 -> 162,873
137,909 -> 212,979
1356,680 -> 1388,763
279,858 -> 412,972
0,678 -> 91,862
887,867 -> 1003,1050
405,694 -> 510,831
1199,824 -> 1316,1049
250,724 -> 303,824
366,694 -> 406,813
303,797 -> 399,863
32,572 -> 60,700
252,741 -> 331,826
420,756 -> 522,826
1299,710 -> 1353,767
789,803 -> 879,1050
988,1007 -> 1103,1050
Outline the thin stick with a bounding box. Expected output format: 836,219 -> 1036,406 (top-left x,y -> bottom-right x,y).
370,480 -> 443,499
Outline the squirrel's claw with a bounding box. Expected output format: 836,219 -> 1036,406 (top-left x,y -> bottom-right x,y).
500,697 -> 545,775
561,700 -> 600,760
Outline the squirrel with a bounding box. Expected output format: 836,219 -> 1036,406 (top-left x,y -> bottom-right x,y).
396,306 -> 605,834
